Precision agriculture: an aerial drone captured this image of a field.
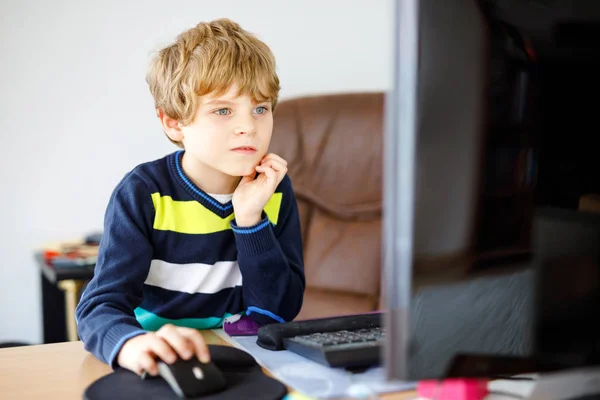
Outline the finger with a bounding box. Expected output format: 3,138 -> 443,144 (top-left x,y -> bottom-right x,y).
261,153 -> 287,166
261,154 -> 287,167
148,336 -> 177,364
254,166 -> 269,184
262,156 -> 287,165
262,165 -> 277,183
179,328 -> 210,363
157,325 -> 194,360
138,351 -> 159,376
261,161 -> 287,185
256,165 -> 276,179
256,165 -> 278,184
276,167 -> 287,184
261,159 -> 287,173
255,165 -> 269,174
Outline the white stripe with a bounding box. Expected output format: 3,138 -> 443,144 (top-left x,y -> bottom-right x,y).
145,259 -> 242,294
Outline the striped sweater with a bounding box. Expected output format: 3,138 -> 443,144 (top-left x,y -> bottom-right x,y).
75,150 -> 305,367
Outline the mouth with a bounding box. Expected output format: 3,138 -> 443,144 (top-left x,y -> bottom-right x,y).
231,146 -> 257,155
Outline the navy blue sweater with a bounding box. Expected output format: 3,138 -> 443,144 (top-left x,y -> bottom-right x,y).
75,150 -> 305,367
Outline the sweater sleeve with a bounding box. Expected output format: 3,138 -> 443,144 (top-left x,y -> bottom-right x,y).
230,175 -> 305,325
75,171 -> 155,367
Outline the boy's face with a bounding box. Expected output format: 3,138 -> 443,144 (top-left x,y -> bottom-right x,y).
179,84 -> 273,178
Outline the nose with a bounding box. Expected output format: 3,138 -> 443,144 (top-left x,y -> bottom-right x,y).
234,113 -> 256,136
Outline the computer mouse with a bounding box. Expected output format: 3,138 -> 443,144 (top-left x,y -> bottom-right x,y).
153,357 -> 228,398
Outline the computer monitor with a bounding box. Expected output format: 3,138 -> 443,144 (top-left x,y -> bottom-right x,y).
534,207 -> 600,369
383,0 -> 600,382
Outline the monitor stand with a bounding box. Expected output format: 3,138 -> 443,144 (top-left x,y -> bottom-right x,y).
527,367 -> 600,400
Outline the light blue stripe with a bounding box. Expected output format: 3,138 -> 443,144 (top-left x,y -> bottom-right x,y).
134,307 -> 235,331
246,306 -> 285,323
174,150 -> 233,211
231,219 -> 271,234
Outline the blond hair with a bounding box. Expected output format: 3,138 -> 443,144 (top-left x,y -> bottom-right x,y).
146,18 -> 280,147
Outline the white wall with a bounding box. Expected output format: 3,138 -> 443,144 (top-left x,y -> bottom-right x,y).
0,0 -> 393,343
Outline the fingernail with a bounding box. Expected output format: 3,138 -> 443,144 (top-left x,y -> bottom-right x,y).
200,354 -> 210,363
183,351 -> 192,360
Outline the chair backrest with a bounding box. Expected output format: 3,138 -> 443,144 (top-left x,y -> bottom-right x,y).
269,93 -> 385,319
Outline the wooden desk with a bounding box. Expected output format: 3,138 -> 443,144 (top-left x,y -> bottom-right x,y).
0,331 -> 416,400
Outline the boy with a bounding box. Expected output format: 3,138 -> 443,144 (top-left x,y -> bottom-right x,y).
75,18 -> 305,377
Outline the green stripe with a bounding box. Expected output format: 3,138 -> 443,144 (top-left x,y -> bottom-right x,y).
134,307 -> 237,331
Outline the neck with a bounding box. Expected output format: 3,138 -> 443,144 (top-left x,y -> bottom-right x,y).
181,152 -> 239,194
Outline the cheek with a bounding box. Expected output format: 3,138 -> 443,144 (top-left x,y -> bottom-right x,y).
259,117 -> 273,141
185,119 -> 224,146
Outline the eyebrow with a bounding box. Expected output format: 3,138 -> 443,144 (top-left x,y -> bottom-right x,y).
203,99 -> 271,107
204,99 -> 237,106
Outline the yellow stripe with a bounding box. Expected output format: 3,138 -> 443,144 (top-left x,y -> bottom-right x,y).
151,192 -> 283,234
264,193 -> 282,225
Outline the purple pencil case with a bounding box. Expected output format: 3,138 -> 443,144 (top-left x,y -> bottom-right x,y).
223,314 -> 262,336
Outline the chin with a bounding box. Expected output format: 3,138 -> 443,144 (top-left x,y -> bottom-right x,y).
223,164 -> 257,177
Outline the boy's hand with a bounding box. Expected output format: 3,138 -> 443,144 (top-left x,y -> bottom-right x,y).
232,153 -> 288,227
117,324 -> 210,376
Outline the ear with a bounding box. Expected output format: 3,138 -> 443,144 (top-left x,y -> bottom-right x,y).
157,108 -> 184,143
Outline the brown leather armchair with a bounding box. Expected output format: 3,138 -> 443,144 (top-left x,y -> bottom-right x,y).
269,92 -> 385,320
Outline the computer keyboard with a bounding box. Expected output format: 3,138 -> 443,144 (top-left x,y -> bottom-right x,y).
282,326 -> 385,369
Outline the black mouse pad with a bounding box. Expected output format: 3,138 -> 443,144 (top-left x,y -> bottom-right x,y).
83,345 -> 288,400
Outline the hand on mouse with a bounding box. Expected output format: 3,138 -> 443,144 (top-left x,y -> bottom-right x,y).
232,153 -> 288,227
117,324 -> 210,376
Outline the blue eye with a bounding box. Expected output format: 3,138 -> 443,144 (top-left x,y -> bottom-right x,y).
215,108 -> 231,116
255,106 -> 268,115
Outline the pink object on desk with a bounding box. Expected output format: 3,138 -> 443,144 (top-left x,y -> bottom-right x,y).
417,378 -> 488,400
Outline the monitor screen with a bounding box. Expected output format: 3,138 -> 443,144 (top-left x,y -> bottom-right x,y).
383,0 -> 600,381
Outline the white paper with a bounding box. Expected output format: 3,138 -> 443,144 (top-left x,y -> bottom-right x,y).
212,329 -> 417,399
